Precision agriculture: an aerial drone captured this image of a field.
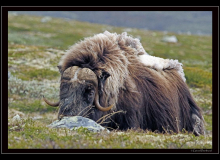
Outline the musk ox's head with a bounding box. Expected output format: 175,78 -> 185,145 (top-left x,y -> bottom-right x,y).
44,66 -> 113,120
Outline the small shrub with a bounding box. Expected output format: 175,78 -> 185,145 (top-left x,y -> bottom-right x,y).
8,75 -> 59,99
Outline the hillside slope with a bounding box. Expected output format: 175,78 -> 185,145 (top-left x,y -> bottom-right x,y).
12,11 -> 212,35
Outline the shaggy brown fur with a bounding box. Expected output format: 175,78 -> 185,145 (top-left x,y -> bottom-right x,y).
58,31 -> 205,135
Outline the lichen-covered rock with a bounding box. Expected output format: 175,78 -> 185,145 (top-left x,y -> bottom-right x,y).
47,116 -> 109,133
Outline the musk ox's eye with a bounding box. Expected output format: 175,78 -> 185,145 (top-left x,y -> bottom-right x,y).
83,86 -> 95,103
88,91 -> 94,97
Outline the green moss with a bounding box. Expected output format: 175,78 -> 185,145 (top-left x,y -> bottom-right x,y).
8,50 -> 26,58
15,66 -> 59,81
8,122 -> 212,149
184,67 -> 212,89
203,115 -> 212,131
9,99 -> 57,113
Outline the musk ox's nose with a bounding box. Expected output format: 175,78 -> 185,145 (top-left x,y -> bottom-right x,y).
58,114 -> 65,120
58,109 -> 73,120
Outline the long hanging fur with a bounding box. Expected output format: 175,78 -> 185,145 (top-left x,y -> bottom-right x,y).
58,31 -> 204,135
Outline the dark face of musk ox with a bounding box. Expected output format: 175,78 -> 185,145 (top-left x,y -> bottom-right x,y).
58,66 -> 97,120
42,66 -> 114,120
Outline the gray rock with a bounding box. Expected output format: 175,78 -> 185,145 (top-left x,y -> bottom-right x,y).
47,116 -> 109,133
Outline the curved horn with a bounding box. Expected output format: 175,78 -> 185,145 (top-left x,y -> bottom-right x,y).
43,95 -> 59,107
94,87 -> 114,112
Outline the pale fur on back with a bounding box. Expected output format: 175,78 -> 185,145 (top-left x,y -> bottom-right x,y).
59,31 -> 186,107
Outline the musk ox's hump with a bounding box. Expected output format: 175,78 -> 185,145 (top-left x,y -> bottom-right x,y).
58,31 -> 148,69
103,31 -> 148,55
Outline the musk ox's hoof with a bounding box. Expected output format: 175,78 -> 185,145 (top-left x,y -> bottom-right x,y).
47,116 -> 109,133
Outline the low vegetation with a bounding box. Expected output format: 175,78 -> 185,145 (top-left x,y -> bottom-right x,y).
8,14 -> 212,149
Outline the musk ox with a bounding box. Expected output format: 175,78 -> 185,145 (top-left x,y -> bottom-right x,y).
43,31 -> 205,136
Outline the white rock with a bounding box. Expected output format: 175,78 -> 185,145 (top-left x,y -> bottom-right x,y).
186,31 -> 191,35
32,116 -> 43,120
123,28 -> 133,32
12,114 -> 21,121
41,16 -> 52,23
162,35 -> 178,43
